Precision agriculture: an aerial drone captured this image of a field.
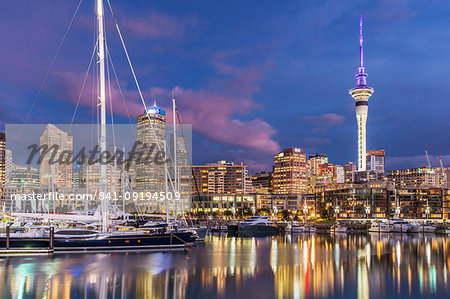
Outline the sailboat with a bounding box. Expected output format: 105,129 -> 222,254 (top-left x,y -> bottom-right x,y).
0,0 -> 193,252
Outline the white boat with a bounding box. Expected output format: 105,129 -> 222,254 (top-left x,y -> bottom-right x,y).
290,223 -> 316,234
239,216 -> 279,235
368,220 -> 390,233
414,222 -> 436,233
407,224 -> 420,233
389,218 -> 410,233
240,216 -> 272,226
331,221 -> 349,233
419,225 -> 436,233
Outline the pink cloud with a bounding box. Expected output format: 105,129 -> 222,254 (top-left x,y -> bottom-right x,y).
157,86 -> 280,154
304,113 -> 345,127
118,11 -> 197,39
48,67 -> 280,154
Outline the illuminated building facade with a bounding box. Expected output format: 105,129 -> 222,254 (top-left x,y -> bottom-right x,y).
190,161 -> 250,195
256,193 -> 302,212
9,165 -> 39,190
308,163 -> 345,190
308,153 -> 328,176
273,148 -> 307,194
387,167 -> 448,189
251,171 -> 273,193
313,184 -> 449,220
39,124 -> 73,190
349,16 -> 374,172
135,104 -> 166,192
191,193 -> 256,214
366,150 -> 385,171
344,162 -> 357,183
0,132 -> 5,200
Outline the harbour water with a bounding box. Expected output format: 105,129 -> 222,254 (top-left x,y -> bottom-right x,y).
0,233 -> 449,298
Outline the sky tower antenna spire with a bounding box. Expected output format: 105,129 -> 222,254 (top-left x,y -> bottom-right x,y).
359,15 -> 364,72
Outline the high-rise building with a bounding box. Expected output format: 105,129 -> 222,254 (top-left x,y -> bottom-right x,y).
349,16 -> 374,172
273,148 -> 307,194
308,153 -> 328,176
5,149 -> 12,185
344,162 -> 357,183
79,162 -> 121,194
308,163 -> 345,190
366,150 -> 385,171
135,103 -> 166,192
170,134 -> 189,167
0,132 -> 5,200
10,165 -> 39,190
39,124 -> 73,190
251,171 -> 273,193
190,161 -> 250,195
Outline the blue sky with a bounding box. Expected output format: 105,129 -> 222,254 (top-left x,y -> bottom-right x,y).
0,0 -> 449,172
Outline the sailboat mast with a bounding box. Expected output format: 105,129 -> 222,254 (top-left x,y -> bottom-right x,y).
172,96 -> 179,220
172,95 -> 177,193
97,0 -> 108,232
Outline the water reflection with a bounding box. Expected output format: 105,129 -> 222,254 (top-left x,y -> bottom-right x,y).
0,234 -> 449,298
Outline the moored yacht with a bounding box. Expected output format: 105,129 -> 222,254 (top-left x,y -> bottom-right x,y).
331,221 -> 349,233
368,220 -> 390,233
289,222 -> 316,234
239,216 -> 279,235
413,222 -> 436,233
0,227 -> 193,252
389,218 -> 411,233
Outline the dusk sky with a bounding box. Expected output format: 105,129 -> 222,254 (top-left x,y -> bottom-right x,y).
1,0 -> 449,173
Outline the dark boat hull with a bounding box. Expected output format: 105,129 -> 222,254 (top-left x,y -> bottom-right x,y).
239,225 -> 279,235
0,232 -> 193,253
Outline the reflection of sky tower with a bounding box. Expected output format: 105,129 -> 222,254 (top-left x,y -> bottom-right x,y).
349,15 -> 374,172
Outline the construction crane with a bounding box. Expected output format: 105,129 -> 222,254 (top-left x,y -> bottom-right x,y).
438,153 -> 444,170
425,150 -> 431,168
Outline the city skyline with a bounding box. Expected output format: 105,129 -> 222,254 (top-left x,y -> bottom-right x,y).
0,1 -> 449,172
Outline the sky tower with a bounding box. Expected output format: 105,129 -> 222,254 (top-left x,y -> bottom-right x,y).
349,15 -> 374,172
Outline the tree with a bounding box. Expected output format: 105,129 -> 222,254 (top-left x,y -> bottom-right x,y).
196,210 -> 205,219
256,208 -> 271,216
243,207 -> 253,217
278,210 -> 291,221
223,210 -> 233,219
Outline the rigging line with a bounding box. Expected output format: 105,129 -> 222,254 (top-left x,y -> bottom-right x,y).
175,109 -> 205,211
106,0 -> 177,194
12,0 -> 83,152
106,0 -> 146,111
105,36 -> 117,150
108,52 -> 136,138
68,38 -> 99,135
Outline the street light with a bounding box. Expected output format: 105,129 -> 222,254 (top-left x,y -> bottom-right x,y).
365,206 -> 371,220
395,206 -> 401,217
334,206 -> 340,220
303,205 -> 308,223
425,206 -> 430,219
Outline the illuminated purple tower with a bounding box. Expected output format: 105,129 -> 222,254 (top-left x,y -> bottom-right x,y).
349,15 -> 374,172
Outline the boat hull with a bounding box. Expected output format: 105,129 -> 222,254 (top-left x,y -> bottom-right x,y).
390,225 -> 409,233
239,225 -> 279,235
0,232 -> 193,252
368,227 -> 390,233
418,226 -> 436,233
